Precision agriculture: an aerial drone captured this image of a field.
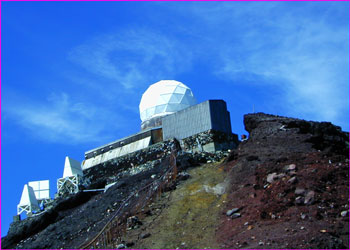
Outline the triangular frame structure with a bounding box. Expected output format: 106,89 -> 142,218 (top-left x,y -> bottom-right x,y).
57,156 -> 83,196
17,184 -> 40,216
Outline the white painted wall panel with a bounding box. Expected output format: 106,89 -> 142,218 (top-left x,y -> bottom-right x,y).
28,180 -> 50,200
82,137 -> 152,170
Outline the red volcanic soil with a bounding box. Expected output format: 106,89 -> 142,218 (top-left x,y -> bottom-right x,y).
217,113 -> 349,249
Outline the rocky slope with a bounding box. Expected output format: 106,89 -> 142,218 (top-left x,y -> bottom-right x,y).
2,112 -> 348,249
217,113 -> 349,249
1,140 -> 227,249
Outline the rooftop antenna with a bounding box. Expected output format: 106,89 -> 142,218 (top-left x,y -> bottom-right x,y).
57,156 -> 83,196
17,184 -> 40,216
253,104 -> 255,113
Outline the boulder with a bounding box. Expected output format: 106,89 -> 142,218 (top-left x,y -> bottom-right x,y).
284,164 -> 297,172
226,208 -> 240,216
287,176 -> 297,184
267,173 -> 278,183
294,188 -> 306,195
267,173 -> 285,183
341,211 -> 348,217
231,213 -> 241,219
304,191 -> 315,205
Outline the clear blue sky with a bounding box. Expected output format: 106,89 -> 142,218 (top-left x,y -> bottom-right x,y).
1,1 -> 349,236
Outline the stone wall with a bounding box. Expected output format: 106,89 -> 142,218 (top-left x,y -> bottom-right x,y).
82,135 -> 236,190
82,139 -> 181,188
180,129 -> 239,153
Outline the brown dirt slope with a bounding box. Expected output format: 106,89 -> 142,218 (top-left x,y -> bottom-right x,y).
217,113 -> 349,249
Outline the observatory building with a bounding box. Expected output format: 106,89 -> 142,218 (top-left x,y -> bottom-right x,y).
15,80 -> 238,221
140,80 -> 197,130
82,80 -> 238,170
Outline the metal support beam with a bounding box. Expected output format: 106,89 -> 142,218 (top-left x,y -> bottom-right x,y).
57,175 -> 81,196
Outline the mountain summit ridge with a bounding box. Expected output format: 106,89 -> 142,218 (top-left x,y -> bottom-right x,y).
2,112 -> 348,249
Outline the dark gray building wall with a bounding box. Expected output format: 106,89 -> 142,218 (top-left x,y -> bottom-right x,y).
162,100 -> 232,140
209,100 -> 232,135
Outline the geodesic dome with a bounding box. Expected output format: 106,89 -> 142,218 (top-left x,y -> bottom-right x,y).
139,80 -> 197,123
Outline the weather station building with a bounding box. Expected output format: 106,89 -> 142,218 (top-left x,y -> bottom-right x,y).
82,80 -> 238,170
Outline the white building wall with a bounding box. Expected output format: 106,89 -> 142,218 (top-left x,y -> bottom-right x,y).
82,137 -> 152,170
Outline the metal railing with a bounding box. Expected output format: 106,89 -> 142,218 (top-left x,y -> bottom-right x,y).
80,151 -> 177,249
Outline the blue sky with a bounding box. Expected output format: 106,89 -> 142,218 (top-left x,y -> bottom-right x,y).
1,1 -> 349,236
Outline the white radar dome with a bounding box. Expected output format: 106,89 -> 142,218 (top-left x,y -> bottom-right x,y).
139,80 -> 197,123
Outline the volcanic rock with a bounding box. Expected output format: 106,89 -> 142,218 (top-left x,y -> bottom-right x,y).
226,208 -> 239,216
217,113 -> 349,249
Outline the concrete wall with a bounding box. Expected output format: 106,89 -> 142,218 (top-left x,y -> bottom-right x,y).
162,100 -> 232,141
180,129 -> 239,153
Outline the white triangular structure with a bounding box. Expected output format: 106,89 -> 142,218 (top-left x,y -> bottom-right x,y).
63,157 -> 83,178
17,184 -> 40,216
57,156 -> 83,196
19,184 -> 38,206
